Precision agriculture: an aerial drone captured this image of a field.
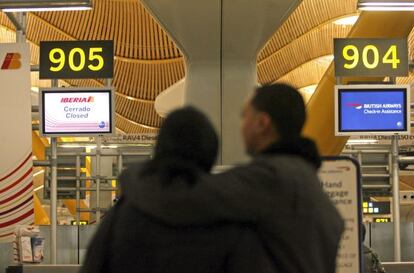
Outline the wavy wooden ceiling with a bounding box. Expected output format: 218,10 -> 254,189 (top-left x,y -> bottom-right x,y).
0,0 -> 412,133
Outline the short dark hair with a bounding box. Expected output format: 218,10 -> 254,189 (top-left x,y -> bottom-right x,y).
251,83 -> 306,139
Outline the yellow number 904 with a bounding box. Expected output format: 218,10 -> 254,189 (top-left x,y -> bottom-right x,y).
49,47 -> 104,72
342,44 -> 400,70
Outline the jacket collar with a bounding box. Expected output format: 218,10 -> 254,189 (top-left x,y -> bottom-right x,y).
260,137 -> 322,169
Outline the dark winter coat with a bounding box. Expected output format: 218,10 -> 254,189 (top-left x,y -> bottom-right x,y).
81,165 -> 275,273
124,139 -> 345,273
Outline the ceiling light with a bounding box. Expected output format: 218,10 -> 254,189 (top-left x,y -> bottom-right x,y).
299,85 -> 318,94
333,15 -> 360,26
358,0 -> 414,11
0,0 -> 92,12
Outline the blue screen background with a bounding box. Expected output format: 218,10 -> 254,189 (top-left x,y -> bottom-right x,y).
339,90 -> 406,132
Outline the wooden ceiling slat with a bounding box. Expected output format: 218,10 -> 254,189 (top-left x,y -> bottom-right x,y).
258,0 -> 358,61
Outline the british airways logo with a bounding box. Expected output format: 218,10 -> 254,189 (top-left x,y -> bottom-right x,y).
346,103 -> 363,110
61,97 -> 94,103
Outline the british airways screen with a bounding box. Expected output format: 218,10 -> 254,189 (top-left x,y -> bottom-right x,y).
338,88 -> 407,132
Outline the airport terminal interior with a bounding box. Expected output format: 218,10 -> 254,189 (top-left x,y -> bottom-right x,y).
0,0 -> 414,273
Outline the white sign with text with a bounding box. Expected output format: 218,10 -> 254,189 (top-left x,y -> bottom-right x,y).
319,158 -> 362,273
40,88 -> 114,136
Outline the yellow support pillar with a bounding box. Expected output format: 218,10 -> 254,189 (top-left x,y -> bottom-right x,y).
304,11 -> 414,156
34,193 -> 50,225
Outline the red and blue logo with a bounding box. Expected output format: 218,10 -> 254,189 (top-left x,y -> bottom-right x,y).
346,103 -> 363,110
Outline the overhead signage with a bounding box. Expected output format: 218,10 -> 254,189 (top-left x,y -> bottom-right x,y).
319,157 -> 363,273
334,38 -> 408,77
335,84 -> 411,136
373,218 -> 391,223
39,40 -> 114,79
71,220 -> 88,226
363,201 -> 391,215
102,134 -> 157,145
39,87 -> 115,137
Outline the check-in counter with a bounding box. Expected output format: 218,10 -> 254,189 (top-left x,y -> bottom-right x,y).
383,262 -> 414,273
6,265 -> 81,273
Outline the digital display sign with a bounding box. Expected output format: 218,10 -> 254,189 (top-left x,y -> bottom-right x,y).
39,88 -> 114,136
335,85 -> 411,136
362,202 -> 391,215
39,40 -> 114,79
334,38 -> 408,77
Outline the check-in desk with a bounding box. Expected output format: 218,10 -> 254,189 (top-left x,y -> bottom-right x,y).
6,265 -> 81,273
383,262 -> 414,273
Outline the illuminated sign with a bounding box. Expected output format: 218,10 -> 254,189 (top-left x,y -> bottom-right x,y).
39,87 -> 115,137
334,38 -> 408,77
335,85 -> 411,136
71,220 -> 88,225
362,202 -> 390,215
39,40 -> 114,79
373,218 -> 391,223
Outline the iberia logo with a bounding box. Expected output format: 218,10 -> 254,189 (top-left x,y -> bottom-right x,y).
346,102 -> 363,110
1,53 -> 21,70
61,96 -> 95,103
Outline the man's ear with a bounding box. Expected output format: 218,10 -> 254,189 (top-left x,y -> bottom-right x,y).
258,113 -> 273,132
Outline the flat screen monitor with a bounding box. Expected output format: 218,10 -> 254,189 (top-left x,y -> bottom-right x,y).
335,84 -> 411,136
40,87 -> 115,137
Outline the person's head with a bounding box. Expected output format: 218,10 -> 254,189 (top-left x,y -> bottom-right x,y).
241,83 -> 306,155
154,106 -> 219,173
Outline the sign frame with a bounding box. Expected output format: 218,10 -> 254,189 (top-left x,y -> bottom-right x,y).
39,40 -> 114,79
39,87 -> 115,137
320,156 -> 363,273
334,84 -> 411,136
334,38 -> 409,77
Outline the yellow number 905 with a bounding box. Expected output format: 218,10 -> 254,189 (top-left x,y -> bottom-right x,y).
49,47 -> 104,72
342,44 -> 400,70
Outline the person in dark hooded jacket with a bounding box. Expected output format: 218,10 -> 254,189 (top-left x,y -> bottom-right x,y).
125,84 -> 345,273
81,107 -> 275,273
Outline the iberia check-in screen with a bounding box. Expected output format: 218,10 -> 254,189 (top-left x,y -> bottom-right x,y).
41,89 -> 113,135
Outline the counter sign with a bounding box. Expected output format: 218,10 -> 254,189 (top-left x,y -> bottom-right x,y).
334,38 -> 408,77
40,40 -> 114,79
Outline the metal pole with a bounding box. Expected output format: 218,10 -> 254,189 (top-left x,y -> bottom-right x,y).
50,79 -> 58,264
95,136 -> 102,224
76,155 -> 81,225
50,137 -> 58,264
391,135 -> 401,262
117,154 -> 123,198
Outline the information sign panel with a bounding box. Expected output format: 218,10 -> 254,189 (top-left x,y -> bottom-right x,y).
334,38 -> 408,77
335,84 -> 411,136
319,157 -> 363,273
40,40 -> 114,79
39,87 -> 115,137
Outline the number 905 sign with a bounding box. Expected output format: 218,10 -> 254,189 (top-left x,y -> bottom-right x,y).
40,40 -> 114,79
334,38 -> 408,77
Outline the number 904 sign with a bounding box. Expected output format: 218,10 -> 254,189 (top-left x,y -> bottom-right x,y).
40,40 -> 114,79
334,38 -> 408,77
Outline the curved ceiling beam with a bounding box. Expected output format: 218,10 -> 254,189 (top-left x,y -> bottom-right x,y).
116,114 -> 159,133
276,55 -> 333,88
115,95 -> 162,128
258,23 -> 352,84
258,0 -> 358,61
